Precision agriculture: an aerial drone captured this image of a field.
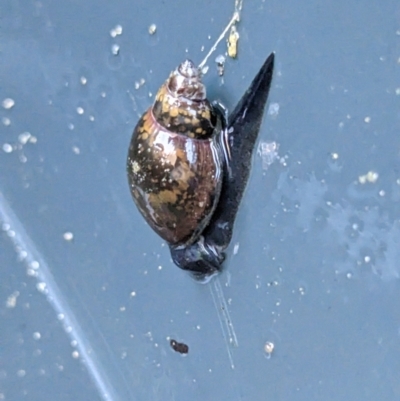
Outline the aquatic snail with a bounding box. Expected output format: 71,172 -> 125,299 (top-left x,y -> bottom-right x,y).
127,53 -> 275,281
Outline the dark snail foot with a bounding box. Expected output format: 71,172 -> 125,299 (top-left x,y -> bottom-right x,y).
169,239 -> 225,282
171,52 -> 275,281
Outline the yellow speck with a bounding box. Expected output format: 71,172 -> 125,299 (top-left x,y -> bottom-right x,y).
169,107 -> 179,118
227,25 -> 239,58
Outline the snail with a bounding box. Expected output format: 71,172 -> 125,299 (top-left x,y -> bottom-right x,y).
127,53 -> 274,281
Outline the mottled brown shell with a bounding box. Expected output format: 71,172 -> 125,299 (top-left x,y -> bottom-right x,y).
127,60 -> 223,246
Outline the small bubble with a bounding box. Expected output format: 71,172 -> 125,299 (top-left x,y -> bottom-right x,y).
148,24 -> 157,35
63,232 -> 74,241
2,117 -> 11,126
72,351 -> 79,359
364,116 -> 371,123
16,370 -> 26,378
2,143 -> 13,153
130,291 -> 137,297
110,24 -> 123,38
264,341 -> 275,359
36,282 -> 47,293
76,107 -> 84,115
33,332 -> 41,340
80,76 -> 87,85
267,103 -> 280,118
18,132 -> 31,144
6,292 -> 19,308
2,98 -> 15,109
111,44 -> 120,55
72,146 -> 80,154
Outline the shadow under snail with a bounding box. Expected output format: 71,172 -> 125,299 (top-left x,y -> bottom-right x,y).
127,53 -> 274,281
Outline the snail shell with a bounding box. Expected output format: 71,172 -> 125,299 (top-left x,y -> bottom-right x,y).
127,60 -> 224,246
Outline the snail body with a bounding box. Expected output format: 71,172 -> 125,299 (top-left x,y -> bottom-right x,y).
127,54 -> 275,280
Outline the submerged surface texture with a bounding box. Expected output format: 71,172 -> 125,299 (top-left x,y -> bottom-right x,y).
1,0 -> 400,400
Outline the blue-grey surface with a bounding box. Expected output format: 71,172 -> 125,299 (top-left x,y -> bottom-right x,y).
1,0 -> 400,400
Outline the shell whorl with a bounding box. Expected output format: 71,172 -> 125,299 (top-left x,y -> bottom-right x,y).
152,60 -> 217,138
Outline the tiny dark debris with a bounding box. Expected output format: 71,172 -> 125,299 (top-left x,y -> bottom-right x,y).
170,339 -> 189,354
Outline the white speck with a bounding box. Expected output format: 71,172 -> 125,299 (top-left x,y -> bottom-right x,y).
358,170 -> 379,184
2,143 -> 13,153
80,76 -> 87,85
130,291 -> 136,297
33,332 -> 41,340
31,260 -> 40,269
148,24 -> 157,35
134,78 -> 146,90
395,88 -> 400,95
233,242 -> 239,255
111,44 -> 120,55
36,282 -> 47,293
68,123 -> 75,130
364,256 -> 371,263
2,117 -> 11,126
257,141 -> 280,170
364,116 -> 371,123
72,146 -> 80,154
17,370 -> 26,378
18,132 -> 31,145
89,115 -> 95,121
110,24 -> 123,38
268,103 -> 280,118
264,341 -> 275,358
2,98 -> 15,109
72,350 -> 79,359
158,265 -> 162,270
63,232 -> 74,241
76,107 -> 84,115
6,291 -> 19,308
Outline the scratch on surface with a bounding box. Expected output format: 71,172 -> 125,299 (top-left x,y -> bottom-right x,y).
0,191 -> 124,401
209,276 -> 238,369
